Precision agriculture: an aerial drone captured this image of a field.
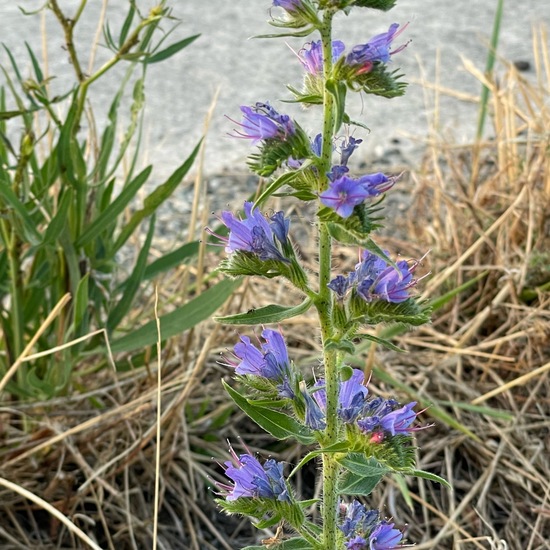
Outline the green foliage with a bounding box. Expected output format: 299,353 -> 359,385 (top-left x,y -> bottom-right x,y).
0,3 -> 203,399
215,298 -> 313,325
223,381 -> 316,445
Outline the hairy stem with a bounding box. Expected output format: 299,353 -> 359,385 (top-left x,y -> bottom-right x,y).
317,9 -> 340,550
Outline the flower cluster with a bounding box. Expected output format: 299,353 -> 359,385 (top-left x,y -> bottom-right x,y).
304,369 -> 420,442
340,501 -> 404,550
329,250 -> 421,303
220,201 -> 290,262
218,445 -> 290,502
225,328 -> 296,398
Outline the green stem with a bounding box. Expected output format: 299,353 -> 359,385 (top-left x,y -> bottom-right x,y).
317,9 -> 341,550
73,14 -> 159,132
0,220 -> 24,369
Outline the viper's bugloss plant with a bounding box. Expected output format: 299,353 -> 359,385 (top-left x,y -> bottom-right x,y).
213,2 -> 449,549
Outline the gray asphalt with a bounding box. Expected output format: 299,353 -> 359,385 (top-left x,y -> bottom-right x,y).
2,1 -> 549,179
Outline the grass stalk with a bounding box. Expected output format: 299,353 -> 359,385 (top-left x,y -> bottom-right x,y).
476,0 -> 504,140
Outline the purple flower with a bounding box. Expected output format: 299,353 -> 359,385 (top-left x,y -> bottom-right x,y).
221,202 -> 289,262
354,251 -> 419,304
340,501 -> 380,538
379,402 -> 417,435
231,329 -> 290,381
346,23 -> 408,75
346,536 -> 368,550
231,103 -> 294,144
320,176 -> 370,218
357,400 -> 418,437
269,211 -> 290,245
340,136 -> 363,166
369,522 -> 403,550
299,40 -> 345,74
301,382 -> 326,431
357,172 -> 398,196
320,172 -> 397,218
328,165 -> 350,182
220,446 -> 289,502
272,0 -> 303,12
358,259 -> 416,303
327,274 -> 351,299
338,369 -> 369,422
311,133 -> 323,157
312,369 -> 369,424
329,249 -> 421,304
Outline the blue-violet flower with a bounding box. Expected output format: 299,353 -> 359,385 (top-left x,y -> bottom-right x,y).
221,201 -> 289,262
219,446 -> 290,502
299,40 -> 345,74
231,328 -> 290,380
369,521 -> 404,550
320,173 -> 396,218
231,103 -> 295,145
346,23 -> 408,75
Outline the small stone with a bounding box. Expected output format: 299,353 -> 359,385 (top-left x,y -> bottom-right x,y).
513,60 -> 531,72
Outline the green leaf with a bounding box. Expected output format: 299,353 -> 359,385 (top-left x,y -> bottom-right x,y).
223,381 -> 315,444
338,471 -> 386,496
324,338 -> 355,354
289,442 -> 349,478
42,188 -> 72,246
143,34 -> 200,64
337,453 -> 391,478
337,454 -> 390,495
215,298 -> 312,325
110,277 -> 241,353
118,4 -> 136,47
72,273 -> 90,335
429,270 -> 489,310
113,139 -> 202,252
75,165 -> 152,249
410,469 -> 452,489
143,241 -> 206,280
326,79 -> 347,134
350,296 -> 431,327
392,473 -> 414,511
355,332 -> 406,352
0,183 -> 41,245
107,215 -> 155,332
253,160 -> 313,208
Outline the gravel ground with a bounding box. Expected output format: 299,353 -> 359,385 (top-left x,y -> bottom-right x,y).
2,1 -> 548,179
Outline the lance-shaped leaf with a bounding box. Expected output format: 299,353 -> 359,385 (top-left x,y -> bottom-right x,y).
223,382 -> 315,444
215,298 -> 312,325
410,469 -> 452,490
350,296 -> 431,326
337,454 -> 391,496
110,277 -> 241,353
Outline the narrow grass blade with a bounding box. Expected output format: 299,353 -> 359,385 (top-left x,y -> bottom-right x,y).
74,165 -> 152,249
107,215 -> 155,332
113,140 -> 202,252
143,35 -> 200,64
110,277 -> 242,353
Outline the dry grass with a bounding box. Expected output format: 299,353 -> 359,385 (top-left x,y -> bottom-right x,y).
1,29 -> 549,550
